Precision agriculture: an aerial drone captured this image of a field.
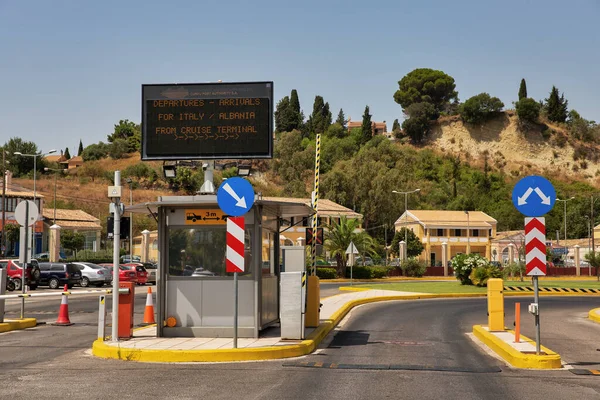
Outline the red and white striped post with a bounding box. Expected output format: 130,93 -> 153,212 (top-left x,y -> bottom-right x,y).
227,216 -> 245,348
525,216 -> 546,355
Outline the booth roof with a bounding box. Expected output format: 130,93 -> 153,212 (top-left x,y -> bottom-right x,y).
124,194 -> 314,219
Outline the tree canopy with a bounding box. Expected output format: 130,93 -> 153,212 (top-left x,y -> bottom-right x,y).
2,138 -> 41,177
545,86 -> 568,123
359,105 -> 372,146
518,78 -> 527,100
459,93 -> 504,124
394,68 -> 458,112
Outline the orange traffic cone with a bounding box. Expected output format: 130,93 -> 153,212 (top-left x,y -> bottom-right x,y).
53,285 -> 73,326
142,287 -> 156,325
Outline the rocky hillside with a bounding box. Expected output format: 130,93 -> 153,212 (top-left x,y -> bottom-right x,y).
427,112 -> 600,185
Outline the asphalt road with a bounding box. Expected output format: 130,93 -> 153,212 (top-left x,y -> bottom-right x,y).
3,295 -> 600,399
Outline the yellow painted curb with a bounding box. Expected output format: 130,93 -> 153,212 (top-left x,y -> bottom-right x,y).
0,318 -> 37,333
472,325 -> 561,369
339,287 -> 371,292
588,308 -> 600,323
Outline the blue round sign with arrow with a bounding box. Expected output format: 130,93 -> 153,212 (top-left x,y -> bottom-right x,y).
217,177 -> 255,217
511,175 -> 556,217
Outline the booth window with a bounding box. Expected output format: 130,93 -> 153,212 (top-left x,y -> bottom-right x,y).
262,230 -> 276,276
167,226 -> 253,277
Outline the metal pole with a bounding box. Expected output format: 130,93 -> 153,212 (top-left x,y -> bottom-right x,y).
564,200 -> 567,243
129,183 -> 133,260
533,276 -> 540,355
32,155 -> 36,257
98,295 -> 106,341
21,202 -> 28,319
1,149 -> 6,257
404,193 -> 408,260
589,220 -> 592,277
53,172 -> 57,224
466,211 -> 470,254
592,195 -> 596,256
111,171 -> 121,342
233,271 -> 238,348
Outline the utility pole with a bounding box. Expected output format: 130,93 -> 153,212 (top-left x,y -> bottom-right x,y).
592,195 -> 595,257
1,149 -> 6,257
110,171 -> 122,342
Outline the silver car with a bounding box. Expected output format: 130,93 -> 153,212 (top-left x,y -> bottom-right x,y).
72,262 -> 111,287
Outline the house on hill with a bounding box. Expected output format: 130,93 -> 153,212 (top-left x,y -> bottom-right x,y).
347,118 -> 387,136
394,210 -> 497,266
41,209 -> 102,253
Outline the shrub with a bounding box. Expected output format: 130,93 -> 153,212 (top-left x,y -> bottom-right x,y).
502,262 -> 526,280
459,93 -> 504,124
370,266 -> 390,279
69,249 -> 114,264
470,265 -> 503,287
345,266 -> 373,279
452,254 -> 490,285
109,139 -> 129,159
316,267 -> 336,280
516,98 -> 541,123
400,258 -> 427,277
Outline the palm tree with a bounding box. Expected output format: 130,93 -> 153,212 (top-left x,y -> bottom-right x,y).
324,215 -> 376,277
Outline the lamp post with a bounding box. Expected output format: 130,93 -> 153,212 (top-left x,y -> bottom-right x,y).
44,167 -> 67,224
392,188 -> 420,259
556,197 -> 575,243
125,178 -> 133,259
1,149 -> 7,257
14,149 -> 56,256
465,211 -> 470,254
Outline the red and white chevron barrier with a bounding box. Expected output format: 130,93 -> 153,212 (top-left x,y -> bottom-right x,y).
525,217 -> 546,276
226,217 -> 245,273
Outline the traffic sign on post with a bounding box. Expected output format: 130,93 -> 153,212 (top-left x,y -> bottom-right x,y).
512,175 -> 556,217
525,217 -> 547,276
226,217 -> 245,273
217,177 -> 255,217
14,200 -> 39,227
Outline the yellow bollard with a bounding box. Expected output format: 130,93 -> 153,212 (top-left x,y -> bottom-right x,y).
305,276 -> 321,327
487,278 -> 504,331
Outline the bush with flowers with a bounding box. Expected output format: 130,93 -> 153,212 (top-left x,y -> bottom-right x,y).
452,253 -> 490,285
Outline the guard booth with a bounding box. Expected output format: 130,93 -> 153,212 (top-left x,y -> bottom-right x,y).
129,194 -> 313,338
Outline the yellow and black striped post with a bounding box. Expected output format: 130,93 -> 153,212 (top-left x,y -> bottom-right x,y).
311,133 -> 321,276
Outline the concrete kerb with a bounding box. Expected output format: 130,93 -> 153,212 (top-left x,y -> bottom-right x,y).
588,308 -> 600,323
472,325 -> 561,369
0,318 -> 37,333
91,290 -> 587,363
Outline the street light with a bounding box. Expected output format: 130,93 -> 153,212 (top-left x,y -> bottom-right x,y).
125,178 -> 133,259
44,167 -> 67,224
14,149 -> 56,255
392,188 -> 420,260
556,197 -> 575,244
465,210 -> 470,254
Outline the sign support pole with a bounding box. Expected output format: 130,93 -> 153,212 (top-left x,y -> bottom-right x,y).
20,202 -> 28,319
233,271 -> 238,349
111,171 -> 121,342
533,275 -> 540,355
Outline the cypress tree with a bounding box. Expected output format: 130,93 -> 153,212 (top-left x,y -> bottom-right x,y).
392,119 -> 400,132
336,108 -> 346,130
518,79 -> 527,100
546,86 -> 568,123
78,139 -> 84,156
64,147 -> 71,159
360,105 -> 372,145
289,89 -> 303,130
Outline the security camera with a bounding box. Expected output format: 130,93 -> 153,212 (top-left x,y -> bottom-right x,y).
202,163 -> 209,171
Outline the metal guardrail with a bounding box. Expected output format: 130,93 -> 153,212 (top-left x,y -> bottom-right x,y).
0,288 -> 129,300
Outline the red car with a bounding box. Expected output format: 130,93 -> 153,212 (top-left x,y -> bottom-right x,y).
122,263 -> 148,285
99,264 -> 138,283
0,259 -> 41,290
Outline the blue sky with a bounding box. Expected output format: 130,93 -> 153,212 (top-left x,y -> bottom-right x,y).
1,0 -> 598,154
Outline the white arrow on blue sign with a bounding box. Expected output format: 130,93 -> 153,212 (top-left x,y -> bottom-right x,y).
511,175 -> 556,217
217,177 -> 255,217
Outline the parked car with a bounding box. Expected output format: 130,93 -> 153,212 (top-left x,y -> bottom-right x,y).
355,256 -> 374,266
72,262 -> 111,287
122,263 -> 148,285
99,264 -> 138,283
38,262 -> 82,289
143,263 -> 157,284
191,267 -> 217,277
120,255 -> 141,263
33,251 -> 67,261
0,259 -> 41,290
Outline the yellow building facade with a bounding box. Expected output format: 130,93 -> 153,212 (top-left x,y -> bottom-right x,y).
395,210 -> 497,265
